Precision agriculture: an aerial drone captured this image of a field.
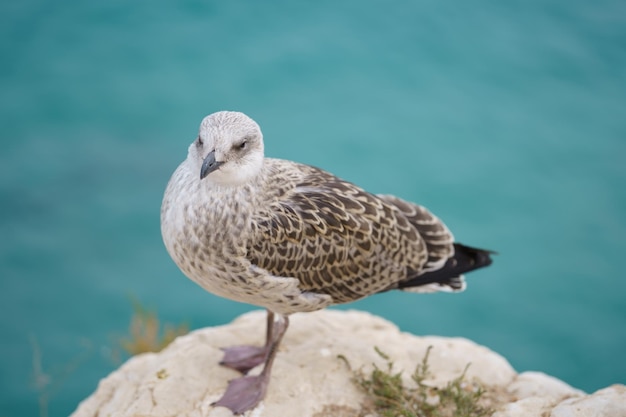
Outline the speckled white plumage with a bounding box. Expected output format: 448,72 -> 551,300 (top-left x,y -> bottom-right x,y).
160,111 -> 461,315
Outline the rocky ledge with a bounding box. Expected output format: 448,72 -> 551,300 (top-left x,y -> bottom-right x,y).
71,310 -> 625,417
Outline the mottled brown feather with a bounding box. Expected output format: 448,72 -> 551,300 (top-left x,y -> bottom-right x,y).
377,194 -> 455,273
247,160 -> 429,303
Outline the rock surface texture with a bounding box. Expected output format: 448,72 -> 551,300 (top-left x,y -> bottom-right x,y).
71,310 -> 625,417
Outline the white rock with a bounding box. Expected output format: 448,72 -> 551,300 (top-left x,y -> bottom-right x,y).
509,371 -> 585,402
492,396 -> 557,417
70,310 -> 624,417
550,385 -> 626,417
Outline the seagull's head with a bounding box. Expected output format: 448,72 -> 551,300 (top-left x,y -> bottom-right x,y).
188,111 -> 265,187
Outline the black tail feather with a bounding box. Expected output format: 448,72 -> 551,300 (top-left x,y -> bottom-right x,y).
398,243 -> 494,290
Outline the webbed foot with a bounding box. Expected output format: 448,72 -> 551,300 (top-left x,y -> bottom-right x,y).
212,374 -> 269,414
220,345 -> 267,374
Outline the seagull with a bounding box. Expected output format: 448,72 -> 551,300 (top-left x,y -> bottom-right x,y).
160,111 -> 493,414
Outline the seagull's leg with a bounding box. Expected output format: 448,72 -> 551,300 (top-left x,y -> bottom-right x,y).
219,310 -> 275,374
213,313 -> 289,415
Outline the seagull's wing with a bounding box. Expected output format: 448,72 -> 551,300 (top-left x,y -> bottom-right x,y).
376,194 -> 454,272
247,160 -> 429,303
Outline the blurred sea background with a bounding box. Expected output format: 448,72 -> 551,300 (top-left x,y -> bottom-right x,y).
1,0 -> 625,416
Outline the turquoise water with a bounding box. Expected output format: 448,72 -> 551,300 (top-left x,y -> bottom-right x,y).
1,1 -> 625,416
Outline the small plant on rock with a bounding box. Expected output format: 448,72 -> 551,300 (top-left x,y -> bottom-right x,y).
344,346 -> 494,417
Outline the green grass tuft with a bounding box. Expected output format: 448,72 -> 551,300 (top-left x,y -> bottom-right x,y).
349,346 -> 494,417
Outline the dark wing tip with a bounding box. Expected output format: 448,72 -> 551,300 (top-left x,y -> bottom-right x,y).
397,242 -> 494,291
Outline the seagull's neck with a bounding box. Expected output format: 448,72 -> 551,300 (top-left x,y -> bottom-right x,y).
200,171 -> 268,207
202,172 -> 265,192
201,158 -> 266,189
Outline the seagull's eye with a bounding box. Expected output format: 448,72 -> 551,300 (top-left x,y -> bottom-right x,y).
196,136 -> 203,147
237,140 -> 247,150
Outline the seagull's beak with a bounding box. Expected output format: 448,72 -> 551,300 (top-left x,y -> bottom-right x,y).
200,150 -> 223,179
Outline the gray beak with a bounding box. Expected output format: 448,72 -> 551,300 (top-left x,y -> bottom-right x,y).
200,150 -> 223,179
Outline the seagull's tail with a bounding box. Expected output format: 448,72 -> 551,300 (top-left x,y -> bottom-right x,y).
398,243 -> 494,293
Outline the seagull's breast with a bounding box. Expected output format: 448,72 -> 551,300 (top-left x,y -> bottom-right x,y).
161,162 -> 258,295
